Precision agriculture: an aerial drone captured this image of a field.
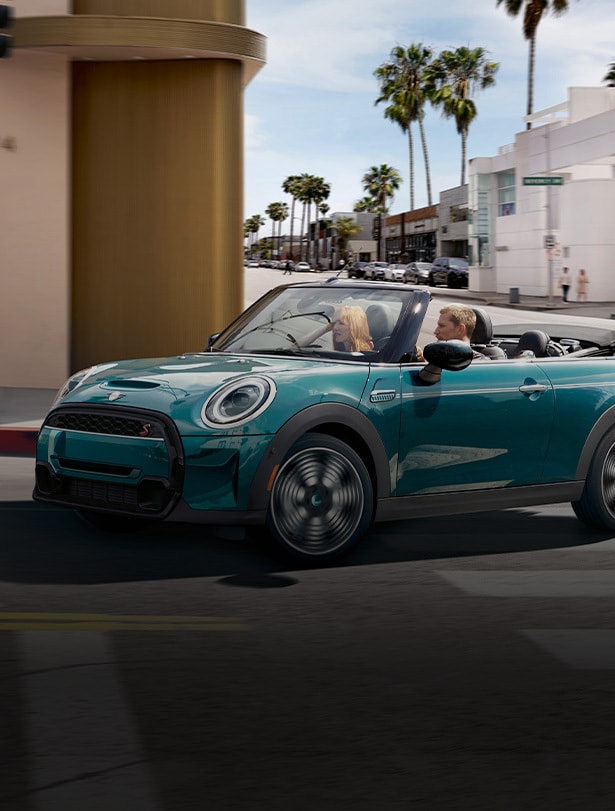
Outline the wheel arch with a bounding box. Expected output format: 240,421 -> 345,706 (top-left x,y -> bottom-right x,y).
248,403 -> 390,512
575,404 -> 615,479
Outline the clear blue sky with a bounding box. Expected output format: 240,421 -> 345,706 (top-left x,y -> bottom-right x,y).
243,0 -> 614,221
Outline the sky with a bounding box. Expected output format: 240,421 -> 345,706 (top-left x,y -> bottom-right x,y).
243,0 -> 614,222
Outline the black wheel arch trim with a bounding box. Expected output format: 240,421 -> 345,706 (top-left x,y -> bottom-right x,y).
575,404 -> 615,480
248,403 -> 390,511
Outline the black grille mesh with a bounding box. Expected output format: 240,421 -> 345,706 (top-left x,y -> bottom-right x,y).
45,412 -> 163,438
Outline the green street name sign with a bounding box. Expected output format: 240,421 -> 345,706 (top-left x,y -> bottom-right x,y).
522,176 -> 564,186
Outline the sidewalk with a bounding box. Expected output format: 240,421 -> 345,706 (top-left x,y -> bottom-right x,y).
2,289 -> 615,457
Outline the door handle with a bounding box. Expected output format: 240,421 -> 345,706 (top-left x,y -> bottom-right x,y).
519,383 -> 549,394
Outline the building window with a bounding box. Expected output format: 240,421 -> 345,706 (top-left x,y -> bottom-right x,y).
497,170 -> 515,216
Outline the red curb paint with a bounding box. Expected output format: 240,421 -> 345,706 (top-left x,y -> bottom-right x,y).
0,428 -> 39,457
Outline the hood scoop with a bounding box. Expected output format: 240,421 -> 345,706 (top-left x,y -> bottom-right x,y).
104,380 -> 161,389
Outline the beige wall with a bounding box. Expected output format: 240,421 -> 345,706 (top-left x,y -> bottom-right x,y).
1,0 -> 263,387
0,50 -> 70,388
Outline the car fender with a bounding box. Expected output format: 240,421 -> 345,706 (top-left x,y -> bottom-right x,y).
575,403 -> 615,479
247,402 -> 391,511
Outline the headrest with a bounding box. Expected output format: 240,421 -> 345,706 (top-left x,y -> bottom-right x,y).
514,330 -> 550,357
471,308 -> 493,345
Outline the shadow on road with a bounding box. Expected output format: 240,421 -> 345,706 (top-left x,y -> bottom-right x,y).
0,501 -> 610,586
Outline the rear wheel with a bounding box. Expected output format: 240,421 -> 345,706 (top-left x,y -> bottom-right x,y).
572,430 -> 615,530
266,433 -> 373,562
428,274 -> 437,287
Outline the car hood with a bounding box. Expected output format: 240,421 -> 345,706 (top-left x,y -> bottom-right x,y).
51,352 -> 373,435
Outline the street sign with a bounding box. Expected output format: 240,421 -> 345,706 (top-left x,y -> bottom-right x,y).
522,176 -> 564,186
544,235 -> 556,249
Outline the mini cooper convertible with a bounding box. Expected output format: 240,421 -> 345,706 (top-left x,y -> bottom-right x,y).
34,279 -> 615,562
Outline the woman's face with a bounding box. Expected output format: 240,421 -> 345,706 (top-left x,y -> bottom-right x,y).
332,311 -> 351,348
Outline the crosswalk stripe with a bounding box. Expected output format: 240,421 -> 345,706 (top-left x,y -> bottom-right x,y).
437,570 -> 615,597
523,630 -> 615,669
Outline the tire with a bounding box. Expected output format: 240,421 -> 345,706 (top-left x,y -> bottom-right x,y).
447,272 -> 459,289
572,430 -> 615,531
266,433 -> 374,561
76,509 -> 147,533
428,274 -> 437,287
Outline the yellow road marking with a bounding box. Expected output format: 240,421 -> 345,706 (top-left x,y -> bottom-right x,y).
0,612 -> 251,631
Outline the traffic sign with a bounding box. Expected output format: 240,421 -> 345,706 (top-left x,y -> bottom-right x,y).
522,176 -> 564,186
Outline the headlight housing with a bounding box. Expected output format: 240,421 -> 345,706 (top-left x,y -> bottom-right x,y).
201,376 -> 276,428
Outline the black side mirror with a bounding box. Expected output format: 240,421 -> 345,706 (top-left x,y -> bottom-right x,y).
207,332 -> 221,348
418,340 -> 473,384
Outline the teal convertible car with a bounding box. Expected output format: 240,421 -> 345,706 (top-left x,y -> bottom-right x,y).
34,279 -> 615,561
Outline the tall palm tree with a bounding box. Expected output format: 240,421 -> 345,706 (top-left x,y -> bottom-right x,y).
496,0 -> 571,129
361,165 -> 402,260
265,201 -> 288,259
246,214 -> 265,256
603,60 -> 615,87
332,215 -> 360,264
294,173 -> 313,262
374,43 -> 434,210
427,47 -> 498,186
282,174 -> 302,260
309,177 -> 331,268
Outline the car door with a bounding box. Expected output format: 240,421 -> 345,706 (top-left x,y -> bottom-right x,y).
396,359 -> 554,495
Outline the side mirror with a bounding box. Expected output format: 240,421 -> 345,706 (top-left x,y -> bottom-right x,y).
418,340 -> 473,384
207,332 -> 221,348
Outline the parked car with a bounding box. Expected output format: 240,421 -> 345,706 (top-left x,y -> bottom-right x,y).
294,261 -> 314,273
403,261 -> 432,285
428,257 -> 469,288
347,261 -> 369,279
384,263 -> 407,282
363,261 -> 389,280
245,259 -> 260,268
33,278 -> 615,564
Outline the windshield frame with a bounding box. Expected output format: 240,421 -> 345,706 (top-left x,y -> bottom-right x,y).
208,280 -> 430,364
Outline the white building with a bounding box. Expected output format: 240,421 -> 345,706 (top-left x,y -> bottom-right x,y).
468,87 -> 615,300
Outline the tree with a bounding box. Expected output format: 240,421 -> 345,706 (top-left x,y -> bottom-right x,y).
266,201 -> 288,259
360,165 -> 402,260
375,43 -> 434,210
332,215 -> 361,264
309,177 -> 331,268
496,0 -> 571,129
282,175 -> 302,260
603,60 -> 615,87
427,46 -> 498,186
245,214 -> 265,256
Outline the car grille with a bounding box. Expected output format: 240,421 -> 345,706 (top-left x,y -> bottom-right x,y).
35,405 -> 184,516
45,411 -> 165,438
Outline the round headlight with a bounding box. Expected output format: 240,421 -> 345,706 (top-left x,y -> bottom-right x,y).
202,376 -> 276,427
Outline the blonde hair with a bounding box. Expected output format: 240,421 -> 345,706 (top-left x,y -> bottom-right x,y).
333,305 -> 372,351
439,305 -> 476,341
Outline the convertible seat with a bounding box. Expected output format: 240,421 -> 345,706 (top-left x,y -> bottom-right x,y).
511,329 -> 550,358
366,304 -> 395,349
471,308 -> 507,359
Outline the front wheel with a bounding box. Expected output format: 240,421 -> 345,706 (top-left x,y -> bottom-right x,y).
572,430 -> 615,531
266,433 -> 374,562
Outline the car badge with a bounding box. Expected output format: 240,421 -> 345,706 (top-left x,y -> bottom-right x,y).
108,391 -> 126,402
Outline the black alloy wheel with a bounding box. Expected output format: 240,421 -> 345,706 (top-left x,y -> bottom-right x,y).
266,433 -> 374,561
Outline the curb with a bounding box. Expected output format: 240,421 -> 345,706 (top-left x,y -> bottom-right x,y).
0,427 -> 39,457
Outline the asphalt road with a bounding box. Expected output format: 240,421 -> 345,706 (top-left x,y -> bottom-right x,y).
2,272 -> 615,810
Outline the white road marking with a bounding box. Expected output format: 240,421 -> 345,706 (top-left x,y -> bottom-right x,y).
437,570 -> 615,597
19,631 -> 161,811
523,630 -> 615,669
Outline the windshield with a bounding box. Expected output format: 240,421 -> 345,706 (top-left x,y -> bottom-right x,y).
211,283 -> 417,360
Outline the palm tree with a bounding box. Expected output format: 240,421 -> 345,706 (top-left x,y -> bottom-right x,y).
603,60 -> 615,87
282,174 -> 302,260
427,47 -> 498,186
375,43 -> 434,210
265,201 -> 288,259
332,215 -> 361,265
309,177 -> 331,268
361,165 -> 402,260
496,0 -> 571,129
245,214 -> 265,256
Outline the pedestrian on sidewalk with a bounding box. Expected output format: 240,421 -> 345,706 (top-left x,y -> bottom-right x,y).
576,268 -> 589,302
559,266 -> 571,302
